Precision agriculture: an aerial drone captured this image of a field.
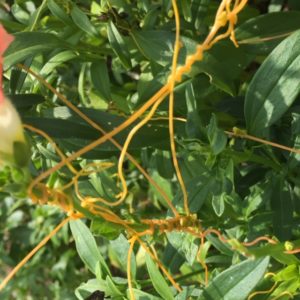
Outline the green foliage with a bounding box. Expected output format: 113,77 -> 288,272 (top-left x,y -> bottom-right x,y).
146,254 -> 174,300
2,0 -> 300,299
245,29 -> 300,135
70,219 -> 104,274
198,257 -> 270,300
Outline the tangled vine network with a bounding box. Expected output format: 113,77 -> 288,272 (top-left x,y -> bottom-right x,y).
1,0 -> 300,299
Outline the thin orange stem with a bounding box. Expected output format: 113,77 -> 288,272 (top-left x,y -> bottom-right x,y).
202,228 -> 230,244
22,0 -> 247,213
198,235 -> 209,286
242,236 -> 277,247
127,235 -> 137,300
117,96 -> 167,206
136,234 -> 182,292
23,124 -> 77,174
28,84 -> 170,198
225,130 -> 300,155
18,64 -> 176,215
247,282 -> 277,300
285,248 -> 300,254
169,0 -> 190,215
271,291 -> 294,300
0,216 -> 72,291
238,32 -> 292,45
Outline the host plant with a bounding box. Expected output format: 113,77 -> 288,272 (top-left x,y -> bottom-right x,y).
1,0 -> 300,299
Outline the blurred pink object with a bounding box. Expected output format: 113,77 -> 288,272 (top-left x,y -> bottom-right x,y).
0,25 -> 14,103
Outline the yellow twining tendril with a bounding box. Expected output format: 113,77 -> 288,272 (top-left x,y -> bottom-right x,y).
24,0 -> 249,215
226,129 -> 300,156
18,64 -> 178,216
168,0 -> 190,215
23,124 -> 78,175
1,1 -> 250,292
271,292 -> 294,300
0,214 -> 81,292
247,272 -> 277,300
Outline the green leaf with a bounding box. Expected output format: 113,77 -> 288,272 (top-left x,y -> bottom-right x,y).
9,60 -> 31,94
142,7 -> 161,29
24,106 -> 170,155
205,234 -> 233,256
198,257 -> 270,300
245,29 -> 300,135
95,260 -> 111,281
162,243 -> 185,274
78,62 -> 89,105
185,82 -> 204,139
152,150 -> 174,179
131,30 -> 175,66
274,265 -> 299,282
11,4 -> 29,25
110,234 -> 136,279
173,173 -> 217,213
194,0 -> 210,30
196,41 -> 248,95
13,141 -> 30,168
48,0 -> 73,26
272,278 -> 300,298
207,114 -> 227,155
27,0 -> 48,31
243,183 -> 267,218
212,193 -> 225,217
9,94 -> 45,110
181,0 -> 192,22
270,176 -> 293,241
269,0 -> 285,12
75,279 -> 106,300
107,20 -> 132,69
167,232 -> 199,265
39,50 -> 78,76
105,276 -> 123,297
36,144 -> 60,162
132,31 -> 246,94
176,287 -> 200,300
91,218 -> 122,240
236,12 -> 300,55
90,61 -> 112,102
249,239 -> 300,265
146,254 -> 174,300
4,32 -> 69,68
127,289 -> 161,300
71,5 -> 98,36
70,219 -> 102,274
149,170 -> 173,208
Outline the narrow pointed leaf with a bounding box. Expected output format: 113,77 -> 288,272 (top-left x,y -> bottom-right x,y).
48,0 -> 73,26
107,21 -> 132,69
70,219 -> 101,274
236,12 -> 300,55
4,32 -> 69,67
90,61 -> 112,102
198,257 -> 270,300
245,29 -> 300,135
71,5 -> 98,36
146,254 -> 174,300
